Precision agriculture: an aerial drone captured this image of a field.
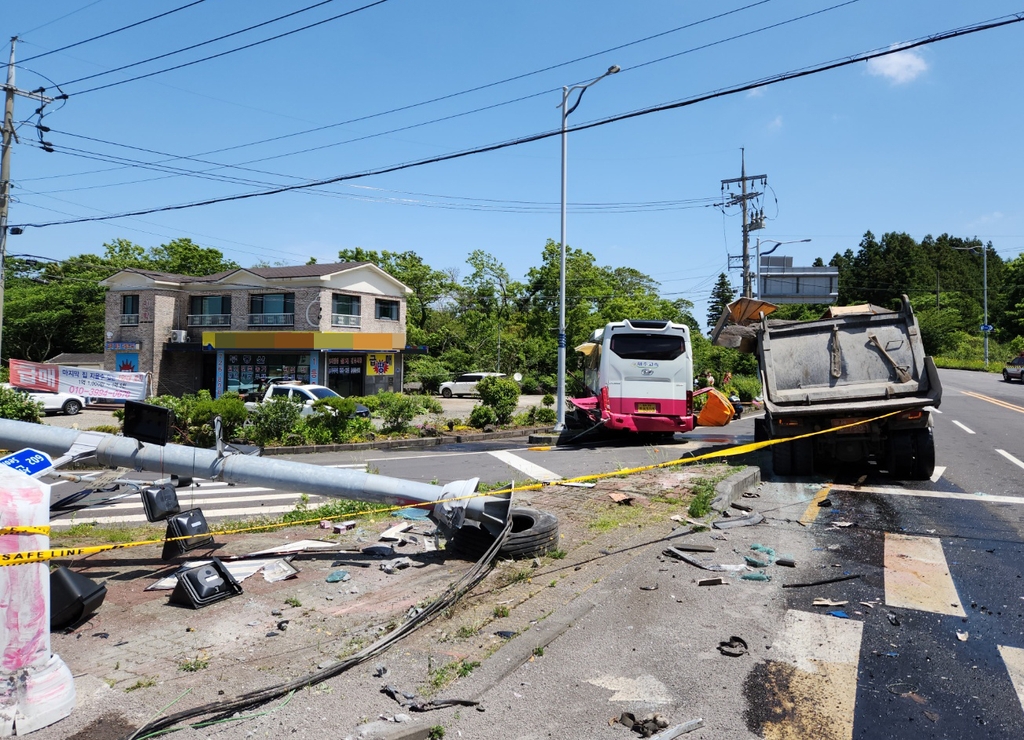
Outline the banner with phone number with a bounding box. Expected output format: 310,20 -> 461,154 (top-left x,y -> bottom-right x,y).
8,359 -> 148,401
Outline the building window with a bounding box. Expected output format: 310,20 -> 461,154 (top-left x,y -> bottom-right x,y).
375,299 -> 399,321
331,294 -> 361,327
121,294 -> 140,326
248,293 -> 294,326
188,295 -> 232,327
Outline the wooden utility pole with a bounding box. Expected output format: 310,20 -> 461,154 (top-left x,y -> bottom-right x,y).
721,148 -> 767,297
0,37 -> 54,364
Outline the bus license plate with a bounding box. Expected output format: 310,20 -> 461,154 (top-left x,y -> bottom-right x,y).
637,403 -> 657,414
833,418 -> 868,434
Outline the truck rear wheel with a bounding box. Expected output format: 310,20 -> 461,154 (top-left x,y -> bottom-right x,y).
887,433 -> 914,479
910,428 -> 935,480
771,441 -> 793,476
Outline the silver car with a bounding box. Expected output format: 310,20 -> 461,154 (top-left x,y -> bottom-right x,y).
3,384 -> 86,415
1004,355 -> 1024,383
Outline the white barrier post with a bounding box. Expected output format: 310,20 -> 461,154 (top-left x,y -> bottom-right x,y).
0,465 -> 75,736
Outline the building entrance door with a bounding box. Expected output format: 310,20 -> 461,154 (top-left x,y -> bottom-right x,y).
326,355 -> 363,397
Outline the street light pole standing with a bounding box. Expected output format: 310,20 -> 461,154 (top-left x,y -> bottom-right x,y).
954,244 -> 990,367
755,238 -> 811,299
555,65 -> 619,432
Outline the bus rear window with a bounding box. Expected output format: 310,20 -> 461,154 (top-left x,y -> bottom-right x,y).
609,334 -> 685,360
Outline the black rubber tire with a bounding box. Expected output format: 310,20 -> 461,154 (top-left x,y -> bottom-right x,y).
887,433 -> 914,479
771,441 -> 793,477
62,399 -> 81,415
910,428 -> 936,481
448,506 -> 559,560
1004,370 -> 1011,382
441,388 -> 453,398
791,438 -> 815,476
753,418 -> 767,443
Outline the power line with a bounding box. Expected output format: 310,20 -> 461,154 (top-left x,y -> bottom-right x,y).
19,1 -> 208,63
14,12 -> 1024,230
17,0 -> 108,37
62,0 -> 390,95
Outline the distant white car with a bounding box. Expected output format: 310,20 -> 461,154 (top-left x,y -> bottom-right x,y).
439,372 -> 506,398
3,384 -> 86,415
244,383 -> 370,417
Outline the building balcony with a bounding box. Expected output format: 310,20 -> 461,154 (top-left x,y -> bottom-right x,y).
248,313 -> 294,327
187,313 -> 231,327
331,313 -> 361,328
120,314 -> 140,326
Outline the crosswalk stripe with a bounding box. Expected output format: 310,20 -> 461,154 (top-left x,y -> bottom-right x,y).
929,465 -> 946,483
755,609 -> 863,740
488,450 -> 562,482
884,533 -> 966,617
50,504 -> 305,527
73,492 -> 319,513
831,484 -> 1024,506
998,645 -> 1024,716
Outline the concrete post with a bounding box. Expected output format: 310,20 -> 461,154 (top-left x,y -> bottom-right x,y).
0,466 -> 75,736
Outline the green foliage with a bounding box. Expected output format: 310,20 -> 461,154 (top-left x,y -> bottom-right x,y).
707,273 -> 736,329
0,386 -> 43,423
373,391 -> 422,433
722,375 -> 762,402
932,357 -> 1001,372
476,375 -> 520,424
419,396 -> 443,414
688,478 -> 717,518
245,396 -> 302,446
468,404 -> 497,429
406,355 -> 450,394
541,393 -> 555,406
147,391 -> 247,447
298,396 -> 372,444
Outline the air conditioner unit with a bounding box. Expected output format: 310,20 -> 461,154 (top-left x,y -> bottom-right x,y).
170,330 -> 188,343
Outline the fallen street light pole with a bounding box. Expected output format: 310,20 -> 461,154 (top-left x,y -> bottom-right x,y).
0,419 -> 512,539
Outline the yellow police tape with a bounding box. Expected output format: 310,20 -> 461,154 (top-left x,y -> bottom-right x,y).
0,525 -> 51,536
0,410 -> 903,566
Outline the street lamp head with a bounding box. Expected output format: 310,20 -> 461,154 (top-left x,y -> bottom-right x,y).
607,65 -> 620,75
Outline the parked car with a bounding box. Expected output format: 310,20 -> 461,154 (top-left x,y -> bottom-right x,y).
2,384 -> 86,416
439,372 -> 506,398
244,382 -> 370,417
1004,355 -> 1024,383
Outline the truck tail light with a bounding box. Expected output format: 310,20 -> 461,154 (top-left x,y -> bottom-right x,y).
899,409 -> 923,421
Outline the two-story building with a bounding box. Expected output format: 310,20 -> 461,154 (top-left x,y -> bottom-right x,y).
100,261 -> 413,398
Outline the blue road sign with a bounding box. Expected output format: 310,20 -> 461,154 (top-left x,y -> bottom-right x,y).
981,324 -> 994,332
0,448 -> 54,477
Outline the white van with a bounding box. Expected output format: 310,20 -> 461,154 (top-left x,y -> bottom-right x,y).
439,372 -> 506,398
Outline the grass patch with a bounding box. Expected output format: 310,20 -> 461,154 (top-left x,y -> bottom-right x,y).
933,357 -> 1002,372
547,548 -> 567,560
282,494 -> 385,524
687,477 -> 717,518
125,678 -> 156,692
178,655 -> 209,672
454,624 -> 479,639
54,522 -> 163,545
532,646 -> 544,657
429,726 -> 445,740
492,605 -> 510,618
284,597 -> 302,608
497,565 -> 532,587
588,503 -> 644,532
427,659 -> 479,691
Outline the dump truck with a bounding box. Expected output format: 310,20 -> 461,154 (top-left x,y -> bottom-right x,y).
712,295 -> 941,480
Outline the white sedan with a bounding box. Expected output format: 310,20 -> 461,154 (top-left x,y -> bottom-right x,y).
3,385 -> 86,415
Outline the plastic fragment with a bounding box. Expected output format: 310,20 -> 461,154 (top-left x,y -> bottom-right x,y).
827,610 -> 850,619
741,572 -> 771,582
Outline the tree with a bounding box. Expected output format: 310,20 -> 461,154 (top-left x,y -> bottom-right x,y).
339,248 -> 451,330
707,273 -> 735,330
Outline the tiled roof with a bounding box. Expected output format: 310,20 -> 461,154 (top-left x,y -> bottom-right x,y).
117,262 -> 369,284
46,353 -> 105,365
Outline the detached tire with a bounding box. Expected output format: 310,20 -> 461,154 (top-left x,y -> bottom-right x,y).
448,506 -> 559,560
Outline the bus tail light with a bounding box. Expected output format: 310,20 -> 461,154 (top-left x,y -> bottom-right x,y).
600,386 -> 610,414
686,390 -> 693,415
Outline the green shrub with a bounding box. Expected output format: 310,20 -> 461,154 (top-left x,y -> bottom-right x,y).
147,390 -> 248,447
476,375 -> 520,424
245,396 -> 302,446
406,356 -> 450,395
533,406 -> 557,424
420,396 -> 443,415
0,386 -> 43,423
86,425 -> 121,435
541,393 -> 555,407
469,405 -> 497,429
722,375 -> 762,402
374,391 -> 421,433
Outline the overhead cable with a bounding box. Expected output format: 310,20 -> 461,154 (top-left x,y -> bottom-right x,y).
15,13 -> 1024,230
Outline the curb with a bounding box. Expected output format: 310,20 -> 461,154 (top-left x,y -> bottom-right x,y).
710,465 -> 761,513
259,427 -> 552,456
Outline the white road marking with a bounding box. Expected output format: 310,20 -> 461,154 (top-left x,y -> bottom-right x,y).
760,609 -> 863,740
49,504 -> 304,527
929,465 -> 946,483
832,484 -> 1024,506
72,491 -> 317,513
996,449 -> 1024,472
487,450 -> 562,482
587,675 -> 672,703
325,463 -> 369,469
884,534 -> 966,617
951,420 -> 975,434
998,645 -> 1024,717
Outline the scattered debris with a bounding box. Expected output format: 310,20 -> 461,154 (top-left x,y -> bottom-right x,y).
827,610 -> 850,619
957,630 -> 969,642
379,522 -> 413,542
664,542 -> 716,553
782,574 -> 862,588
618,711 -> 670,737
712,511 -> 764,529
924,710 -> 939,723
697,578 -> 728,587
775,557 -> 796,568
318,520 -> 332,529
373,665 -> 388,678
494,630 -> 517,639
262,559 -> 299,583
742,491 -> 760,498
741,572 -> 770,582
887,612 -> 902,627
639,584 -> 659,591
717,636 -> 748,657
813,598 -> 849,607
380,557 -> 413,574
609,492 -> 635,505
730,502 -> 753,512
276,620 -> 289,631
831,521 -> 855,528
649,719 -> 705,739
363,544 -> 397,558
333,520 -> 357,532
818,498 -> 833,508
663,548 -> 747,572
391,508 -> 430,520
744,555 -> 771,568
330,559 -> 372,568
558,481 -> 596,488
146,558 -> 294,591
859,601 -> 877,609
326,570 -> 350,583
381,684 -> 478,712
241,540 -> 342,558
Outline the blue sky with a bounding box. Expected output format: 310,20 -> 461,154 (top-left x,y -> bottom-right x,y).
5,0 -> 1024,325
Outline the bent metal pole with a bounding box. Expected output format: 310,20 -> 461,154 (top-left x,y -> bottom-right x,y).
0,420 -> 510,536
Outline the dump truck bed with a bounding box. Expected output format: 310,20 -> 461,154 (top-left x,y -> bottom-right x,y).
758,296 -> 941,416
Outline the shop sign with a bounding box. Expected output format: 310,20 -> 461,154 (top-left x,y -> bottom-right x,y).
106,341 -> 141,351
366,353 -> 394,376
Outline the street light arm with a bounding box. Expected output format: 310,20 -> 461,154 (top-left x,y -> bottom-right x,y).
561,65 -> 620,119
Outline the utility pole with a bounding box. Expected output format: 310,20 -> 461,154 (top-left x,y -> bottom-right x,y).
0,37 -> 54,365
720,148 -> 767,297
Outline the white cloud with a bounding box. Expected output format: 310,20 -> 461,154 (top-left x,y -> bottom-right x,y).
866,49 -> 928,84
768,115 -> 783,131
746,87 -> 766,98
